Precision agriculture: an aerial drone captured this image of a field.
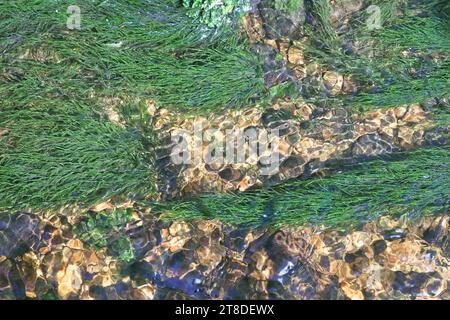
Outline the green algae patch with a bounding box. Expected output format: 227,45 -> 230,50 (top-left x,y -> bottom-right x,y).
0,0 -> 448,216
74,209 -> 135,263
0,0 -> 263,211
0,102 -> 158,211
303,0 -> 450,110
0,0 -> 265,113
182,0 -> 254,28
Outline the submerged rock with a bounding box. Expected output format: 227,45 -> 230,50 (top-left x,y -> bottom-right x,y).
0,212 -> 40,259
1,211 -> 449,300
157,103 -> 441,197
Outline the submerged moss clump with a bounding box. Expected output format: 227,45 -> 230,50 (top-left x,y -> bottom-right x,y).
182,0 -> 254,28
74,209 -> 135,262
153,146 -> 450,228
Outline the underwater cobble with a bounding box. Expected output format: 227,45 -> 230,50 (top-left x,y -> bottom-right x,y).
1,211 -> 449,300
156,100 -> 448,197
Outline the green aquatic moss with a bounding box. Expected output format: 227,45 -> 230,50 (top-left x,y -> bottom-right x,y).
275,0 -> 304,13
74,209 -> 135,262
0,0 -> 265,112
0,0 -> 264,210
182,0 -> 254,28
0,0 -> 448,219
0,101 -> 158,210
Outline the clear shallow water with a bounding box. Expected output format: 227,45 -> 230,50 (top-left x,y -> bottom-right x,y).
1,211 -> 449,300
0,0 -> 449,300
